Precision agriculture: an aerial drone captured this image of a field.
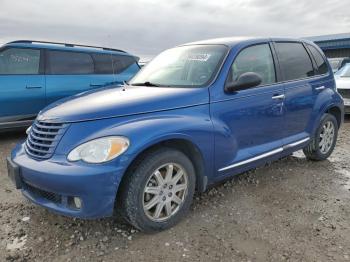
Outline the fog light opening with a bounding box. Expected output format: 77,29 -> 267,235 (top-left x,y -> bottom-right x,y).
68,196 -> 82,210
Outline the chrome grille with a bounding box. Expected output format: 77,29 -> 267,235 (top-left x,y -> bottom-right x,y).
338,89 -> 350,99
25,121 -> 69,159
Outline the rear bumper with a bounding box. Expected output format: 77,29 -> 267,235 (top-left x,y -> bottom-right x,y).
11,143 -> 126,219
345,105 -> 350,114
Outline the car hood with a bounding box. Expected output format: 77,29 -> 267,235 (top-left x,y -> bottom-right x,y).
335,77 -> 350,90
38,85 -> 209,122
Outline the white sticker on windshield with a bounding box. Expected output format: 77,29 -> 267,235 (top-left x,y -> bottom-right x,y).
188,54 -> 211,61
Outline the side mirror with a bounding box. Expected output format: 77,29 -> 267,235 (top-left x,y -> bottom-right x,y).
225,72 -> 262,92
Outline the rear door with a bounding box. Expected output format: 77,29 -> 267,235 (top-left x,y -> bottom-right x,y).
273,41 -> 317,144
45,50 -> 98,105
0,47 -> 45,126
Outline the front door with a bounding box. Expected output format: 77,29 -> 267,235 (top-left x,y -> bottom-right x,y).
211,43 -> 285,178
0,47 -> 45,126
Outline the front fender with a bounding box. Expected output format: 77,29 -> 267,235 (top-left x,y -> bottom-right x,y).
56,104 -> 214,188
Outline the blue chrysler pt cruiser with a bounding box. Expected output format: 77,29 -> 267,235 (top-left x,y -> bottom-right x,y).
8,37 -> 344,232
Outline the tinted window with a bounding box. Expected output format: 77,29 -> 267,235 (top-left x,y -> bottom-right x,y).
47,51 -> 94,74
275,42 -> 314,81
112,55 -> 137,74
307,44 -> 328,75
0,48 -> 40,75
92,54 -> 113,74
92,53 -> 137,74
228,44 -> 276,85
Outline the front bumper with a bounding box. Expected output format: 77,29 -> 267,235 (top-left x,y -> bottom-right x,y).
11,142 -> 127,219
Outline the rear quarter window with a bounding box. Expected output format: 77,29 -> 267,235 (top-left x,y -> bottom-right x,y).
92,53 -> 137,74
112,55 -> 138,74
307,44 -> 328,75
275,42 -> 315,81
47,51 -> 94,74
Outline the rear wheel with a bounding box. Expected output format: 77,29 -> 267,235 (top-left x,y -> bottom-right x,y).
119,148 -> 196,232
303,113 -> 338,161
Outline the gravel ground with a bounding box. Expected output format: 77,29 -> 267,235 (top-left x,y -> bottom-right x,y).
0,116 -> 349,261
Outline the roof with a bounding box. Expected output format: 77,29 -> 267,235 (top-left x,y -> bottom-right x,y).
3,40 -> 132,56
180,36 -> 313,48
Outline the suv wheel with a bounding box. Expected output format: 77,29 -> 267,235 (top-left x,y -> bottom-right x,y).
119,148 -> 196,232
303,113 -> 338,161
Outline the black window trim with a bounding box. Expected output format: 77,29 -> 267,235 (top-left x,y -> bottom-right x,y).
272,40 -> 330,84
224,42 -> 279,91
0,46 -> 44,76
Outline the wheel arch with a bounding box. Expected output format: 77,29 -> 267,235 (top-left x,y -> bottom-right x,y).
117,136 -> 208,204
325,105 -> 343,128
311,101 -> 344,135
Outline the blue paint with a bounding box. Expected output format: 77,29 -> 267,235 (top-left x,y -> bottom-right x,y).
11,37 -> 344,219
0,41 -> 140,129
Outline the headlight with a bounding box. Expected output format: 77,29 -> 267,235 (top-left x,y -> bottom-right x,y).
67,136 -> 130,163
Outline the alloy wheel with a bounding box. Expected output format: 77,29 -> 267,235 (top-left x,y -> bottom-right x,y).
319,120 -> 335,154
143,163 -> 188,222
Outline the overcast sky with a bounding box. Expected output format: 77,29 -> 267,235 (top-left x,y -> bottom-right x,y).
0,0 -> 349,58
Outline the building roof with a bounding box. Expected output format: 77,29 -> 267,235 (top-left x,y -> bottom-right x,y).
305,33 -> 350,43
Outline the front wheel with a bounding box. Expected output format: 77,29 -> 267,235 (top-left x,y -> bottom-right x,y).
303,113 -> 338,161
119,148 -> 196,232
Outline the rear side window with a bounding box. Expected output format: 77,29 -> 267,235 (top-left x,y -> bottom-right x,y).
228,44 -> 276,85
0,48 -> 40,75
92,54 -> 113,74
275,42 -> 314,81
47,51 -> 94,74
307,44 -> 328,75
92,53 -> 137,74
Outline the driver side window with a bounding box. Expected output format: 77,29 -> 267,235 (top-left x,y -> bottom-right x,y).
0,48 -> 40,75
229,44 -> 276,86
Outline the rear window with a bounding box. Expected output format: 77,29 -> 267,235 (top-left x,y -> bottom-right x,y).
47,51 -> 94,74
0,48 -> 40,75
307,44 -> 328,75
92,53 -> 137,74
275,42 -> 315,81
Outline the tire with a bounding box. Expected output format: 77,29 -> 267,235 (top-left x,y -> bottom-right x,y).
119,147 -> 196,232
303,113 -> 338,161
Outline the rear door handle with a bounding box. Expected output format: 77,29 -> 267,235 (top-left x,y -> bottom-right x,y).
272,94 -> 285,100
90,84 -> 104,88
26,85 -> 42,89
315,86 -> 325,90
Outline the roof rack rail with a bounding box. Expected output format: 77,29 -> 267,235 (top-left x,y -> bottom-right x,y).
7,40 -> 127,53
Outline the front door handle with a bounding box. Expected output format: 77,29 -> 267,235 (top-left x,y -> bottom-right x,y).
315,86 -> 325,91
272,94 -> 285,100
26,85 -> 42,89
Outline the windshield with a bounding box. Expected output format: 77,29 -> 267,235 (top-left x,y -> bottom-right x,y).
335,64 -> 350,77
129,45 -> 228,87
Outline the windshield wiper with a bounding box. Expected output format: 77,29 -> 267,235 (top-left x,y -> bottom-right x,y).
130,81 -> 161,87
